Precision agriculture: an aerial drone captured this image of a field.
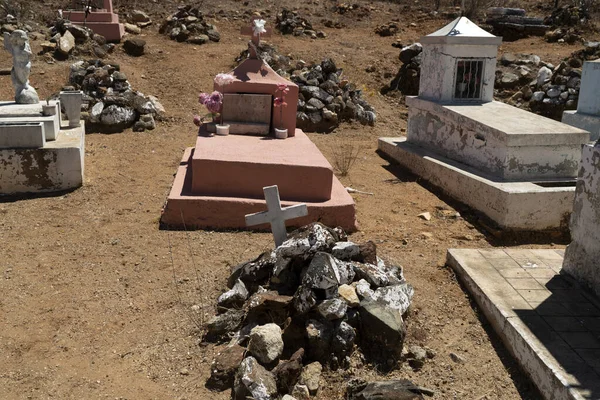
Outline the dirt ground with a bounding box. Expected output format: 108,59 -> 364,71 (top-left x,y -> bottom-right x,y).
1,1 -> 598,399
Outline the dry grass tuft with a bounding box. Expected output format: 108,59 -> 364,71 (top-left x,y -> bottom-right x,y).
331,141 -> 362,177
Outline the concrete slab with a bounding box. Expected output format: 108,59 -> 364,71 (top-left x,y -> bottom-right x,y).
191,130 -> 334,202
0,101 -> 61,140
406,97 -> 589,180
0,124 -> 85,194
447,248 -> 600,400
378,136 -> 575,231
0,122 -> 45,149
160,147 -> 357,232
562,111 -> 600,142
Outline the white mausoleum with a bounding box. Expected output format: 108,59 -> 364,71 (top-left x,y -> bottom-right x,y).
379,17 -> 590,231
418,17 -> 501,103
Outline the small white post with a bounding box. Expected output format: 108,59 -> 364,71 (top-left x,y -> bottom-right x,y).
245,185 -> 308,247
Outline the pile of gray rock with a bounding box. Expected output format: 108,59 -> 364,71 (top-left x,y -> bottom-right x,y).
292,59 -> 377,132
497,52 -> 583,120
276,9 -> 326,39
124,9 -> 152,34
43,19 -> 115,59
485,7 -> 550,41
205,223 -> 415,399
68,60 -> 164,132
158,5 -> 220,45
235,44 -> 376,132
381,43 -> 422,96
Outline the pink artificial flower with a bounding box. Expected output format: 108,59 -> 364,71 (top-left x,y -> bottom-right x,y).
276,84 -> 290,94
209,91 -> 223,103
199,93 -> 210,105
193,115 -> 202,127
206,99 -> 221,114
214,73 -> 236,87
274,97 -> 287,107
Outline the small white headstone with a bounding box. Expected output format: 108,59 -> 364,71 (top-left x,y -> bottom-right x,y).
245,185 -> 308,248
577,59 -> 600,116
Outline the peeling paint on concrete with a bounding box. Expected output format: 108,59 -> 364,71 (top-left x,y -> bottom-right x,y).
406,97 -> 588,180
563,144 -> 600,297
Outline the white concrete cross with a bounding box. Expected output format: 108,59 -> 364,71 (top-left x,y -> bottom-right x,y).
245,185 -> 308,248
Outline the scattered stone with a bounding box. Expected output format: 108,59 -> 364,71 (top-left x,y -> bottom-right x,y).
298,362 -> 322,396
124,23 -> 141,35
123,38 -> 145,56
417,212 -> 431,221
332,242 -> 360,260
248,323 -> 284,365
207,344 -> 246,390
450,352 -> 466,363
375,23 -> 398,37
218,279 -> 249,309
130,10 -> 152,26
306,319 -> 333,361
359,301 -> 406,360
57,30 -> 75,56
291,384 -> 311,400
272,348 -> 304,394
316,298 -> 348,320
159,6 -> 220,45
338,284 -> 360,307
347,379 -> 430,400
406,345 -> 428,370
233,356 -> 278,400
206,309 -> 245,341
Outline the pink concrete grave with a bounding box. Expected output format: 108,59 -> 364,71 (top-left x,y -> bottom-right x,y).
67,0 -> 124,42
161,18 -> 357,231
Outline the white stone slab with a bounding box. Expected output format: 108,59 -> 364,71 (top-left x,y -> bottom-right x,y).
563,144 -> 600,298
577,60 -> 600,116
562,111 -> 600,142
222,93 -> 272,130
447,249 -> 600,400
378,137 -> 576,231
0,123 -> 85,194
0,101 -> 43,117
406,97 -> 589,180
2,114 -> 60,141
0,122 -> 45,149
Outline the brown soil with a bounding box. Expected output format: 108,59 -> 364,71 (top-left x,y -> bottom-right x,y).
1,1 -> 598,399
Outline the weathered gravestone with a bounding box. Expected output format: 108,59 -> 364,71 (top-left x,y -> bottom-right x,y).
67,0 -> 124,42
562,59 -> 600,141
0,31 -> 85,195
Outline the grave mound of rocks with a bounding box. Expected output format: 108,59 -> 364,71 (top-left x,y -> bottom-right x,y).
381,43 -> 422,96
544,4 -> 591,27
205,223 -> 415,399
158,5 -> 220,45
235,45 -> 377,132
42,19 -> 115,59
292,59 -> 376,132
276,9 -> 326,39
497,52 -> 584,120
68,60 -> 165,133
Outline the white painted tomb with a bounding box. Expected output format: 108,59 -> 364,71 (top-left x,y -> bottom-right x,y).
379,17 -> 589,231
562,144 -> 600,297
562,59 -> 600,141
0,102 -> 85,195
0,31 -> 85,195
